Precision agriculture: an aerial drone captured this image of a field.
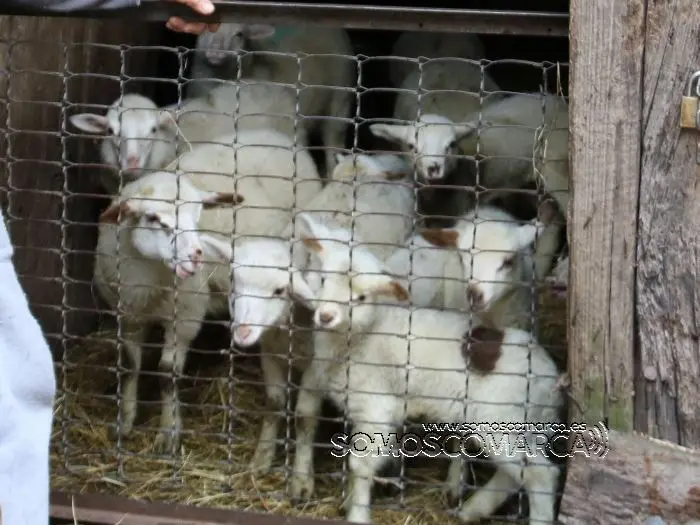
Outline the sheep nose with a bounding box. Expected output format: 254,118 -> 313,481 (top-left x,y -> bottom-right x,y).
126,156 -> 140,170
319,311 -> 335,325
426,164 -> 440,178
190,248 -> 203,268
236,324 -> 251,340
467,284 -> 484,308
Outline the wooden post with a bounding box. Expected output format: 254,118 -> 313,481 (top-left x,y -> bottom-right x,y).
567,0 -> 642,430
635,0 -> 700,448
0,16 -> 162,352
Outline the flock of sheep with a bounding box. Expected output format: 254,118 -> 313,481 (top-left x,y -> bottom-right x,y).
67,23 -> 570,525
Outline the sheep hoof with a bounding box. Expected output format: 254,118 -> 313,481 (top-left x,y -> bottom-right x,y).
153,429 -> 180,455
289,473 -> 315,502
248,450 -> 274,475
445,487 -> 462,509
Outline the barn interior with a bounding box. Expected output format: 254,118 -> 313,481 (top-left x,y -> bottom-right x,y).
1,2 -> 571,524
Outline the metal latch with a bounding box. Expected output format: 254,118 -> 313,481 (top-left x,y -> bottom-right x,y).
680,70 -> 700,130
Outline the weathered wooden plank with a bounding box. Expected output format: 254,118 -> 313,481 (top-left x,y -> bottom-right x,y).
0,16 -> 162,352
635,0 -> 700,448
558,429 -> 700,525
567,0 -> 642,429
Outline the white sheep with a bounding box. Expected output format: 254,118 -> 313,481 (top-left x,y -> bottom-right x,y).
416,202 -> 562,330
288,236 -> 563,525
166,128 -> 323,222
190,23 -> 356,172
196,155 -> 415,473
93,170 -> 242,453
199,234 -> 317,474
371,32 -> 500,190
69,82 -> 311,192
388,31 -> 487,91
370,92 -> 569,215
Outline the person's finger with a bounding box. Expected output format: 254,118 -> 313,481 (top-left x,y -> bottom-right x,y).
166,16 -> 211,35
172,0 -> 215,16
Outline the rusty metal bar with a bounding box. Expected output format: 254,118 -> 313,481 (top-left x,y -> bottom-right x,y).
2,1 -> 569,37
50,490 -> 351,525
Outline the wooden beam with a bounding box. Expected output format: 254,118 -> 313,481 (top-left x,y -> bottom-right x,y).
558,429 -> 700,524
635,0 -> 700,448
50,490 -> 349,525
567,0 -> 642,428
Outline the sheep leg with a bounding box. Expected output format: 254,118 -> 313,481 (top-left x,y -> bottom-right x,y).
152,315 -> 202,454
520,454 -> 559,525
532,220 -> 563,282
343,410 -> 397,524
456,468 -> 520,523
115,321 -> 147,439
289,366 -> 324,501
249,352 -> 288,474
320,88 -> 351,174
445,453 -> 466,505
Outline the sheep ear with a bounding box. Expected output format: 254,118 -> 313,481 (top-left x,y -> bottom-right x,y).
453,119 -> 493,141
157,110 -> 176,131
246,24 -> 276,40
515,220 -> 543,251
70,113 -> 110,134
200,190 -> 244,208
369,123 -> 412,146
200,234 -> 233,263
295,213 -> 324,252
334,152 -> 347,165
289,271 -> 316,307
375,278 -> 410,302
420,228 -> 459,248
99,201 -> 131,223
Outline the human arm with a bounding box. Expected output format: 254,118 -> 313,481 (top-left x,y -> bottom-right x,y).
6,0 -> 219,34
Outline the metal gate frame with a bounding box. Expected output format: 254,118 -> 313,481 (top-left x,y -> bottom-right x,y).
3,2 -> 569,523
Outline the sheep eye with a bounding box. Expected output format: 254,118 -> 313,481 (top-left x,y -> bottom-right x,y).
145,214 -> 159,223
500,256 -> 516,270
150,126 -> 157,134
320,276 -> 326,286
407,144 -> 416,151
107,126 -> 115,135
273,287 -> 285,296
356,294 -> 367,302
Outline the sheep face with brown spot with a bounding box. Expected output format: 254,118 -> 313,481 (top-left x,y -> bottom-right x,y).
420,213 -> 543,313
100,171 -> 242,280
295,212 -> 409,332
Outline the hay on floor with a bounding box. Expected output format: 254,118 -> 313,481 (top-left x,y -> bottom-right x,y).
50,289 -> 567,525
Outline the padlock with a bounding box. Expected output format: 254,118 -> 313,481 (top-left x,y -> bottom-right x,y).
680,70 -> 700,129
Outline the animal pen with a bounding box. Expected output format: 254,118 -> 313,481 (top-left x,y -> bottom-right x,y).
0,0 -> 699,523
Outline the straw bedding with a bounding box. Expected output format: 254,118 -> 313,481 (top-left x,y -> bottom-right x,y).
50,287 -> 568,525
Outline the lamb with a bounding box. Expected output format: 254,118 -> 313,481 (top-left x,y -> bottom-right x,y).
163,128 -> 323,221
287,234 -> 564,525
371,29 -> 499,189
196,154 -> 415,473
92,171 -> 243,453
69,81 -> 311,192
415,201 -> 562,330
189,23 -> 356,172
370,92 -> 569,213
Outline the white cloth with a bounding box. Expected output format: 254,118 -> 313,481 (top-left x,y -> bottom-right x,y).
0,208 -> 56,525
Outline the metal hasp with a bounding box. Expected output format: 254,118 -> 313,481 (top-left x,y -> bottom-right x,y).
680,70 -> 700,130
680,70 -> 700,168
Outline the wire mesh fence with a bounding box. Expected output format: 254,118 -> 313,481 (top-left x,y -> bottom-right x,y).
0,18 -> 570,525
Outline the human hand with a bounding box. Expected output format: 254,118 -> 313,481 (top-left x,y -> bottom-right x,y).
166,0 -> 221,35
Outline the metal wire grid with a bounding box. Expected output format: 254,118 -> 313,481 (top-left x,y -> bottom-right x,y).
0,35 -> 570,524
